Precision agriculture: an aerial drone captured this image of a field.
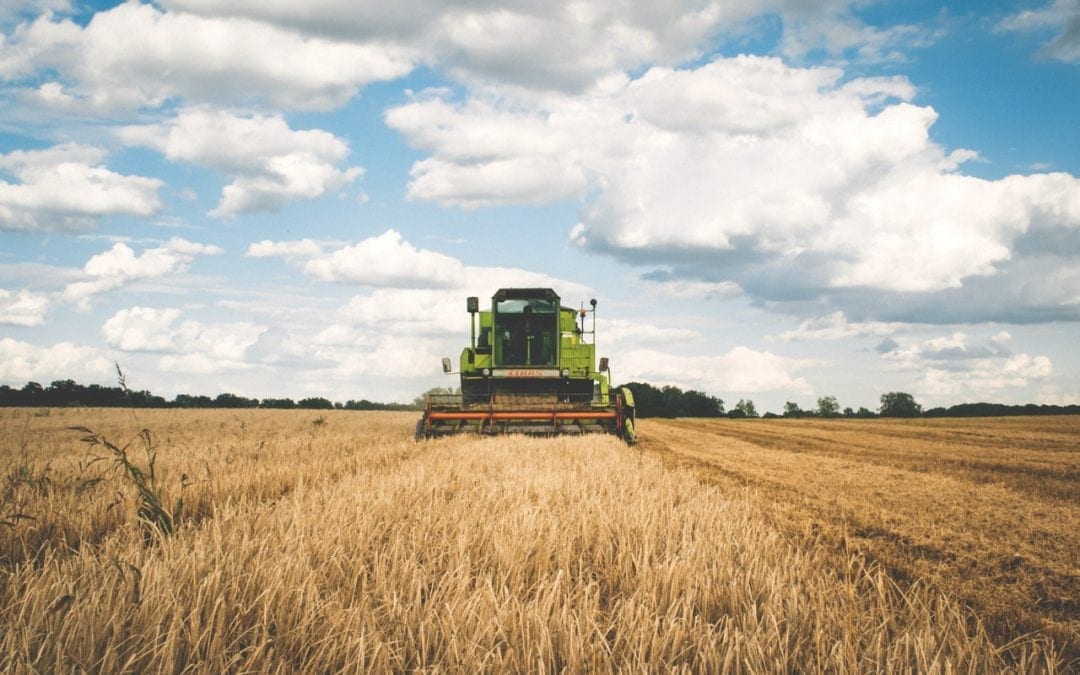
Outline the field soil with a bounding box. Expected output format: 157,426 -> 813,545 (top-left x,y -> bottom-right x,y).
1,409 -> 1076,671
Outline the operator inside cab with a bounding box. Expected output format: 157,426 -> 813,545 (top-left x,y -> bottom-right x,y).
494,292 -> 557,367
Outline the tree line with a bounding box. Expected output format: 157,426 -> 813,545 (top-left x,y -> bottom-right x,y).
621,386 -> 1080,419
621,382 -> 726,418
3,378 -> 1077,418
776,392 -> 1080,419
779,392 -> 914,419
619,384 -> 928,419
923,402 -> 1080,417
0,380 -> 415,411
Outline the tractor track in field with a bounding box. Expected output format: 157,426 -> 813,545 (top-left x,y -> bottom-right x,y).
661,418 -> 1080,503
634,418 -> 1080,662
635,423 -> 962,569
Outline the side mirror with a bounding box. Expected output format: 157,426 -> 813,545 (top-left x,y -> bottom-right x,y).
598,357 -> 609,372
441,357 -> 453,374
467,296 -> 479,313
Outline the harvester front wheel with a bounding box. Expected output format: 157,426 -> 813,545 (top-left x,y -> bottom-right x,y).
414,417 -> 427,442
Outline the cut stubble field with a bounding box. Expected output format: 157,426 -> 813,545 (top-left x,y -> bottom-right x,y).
1,408 -> 1076,672
638,417 -> 1079,665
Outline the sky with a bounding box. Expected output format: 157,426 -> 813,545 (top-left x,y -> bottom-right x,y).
1,0 -> 1079,414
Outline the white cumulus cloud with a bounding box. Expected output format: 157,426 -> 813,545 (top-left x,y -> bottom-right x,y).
159,0 -> 932,92
0,143 -> 162,231
880,332 -> 1015,365
245,238 -> 325,259
0,337 -> 112,382
878,331 -> 1053,403
917,354 -> 1054,402
117,107 -> 363,216
387,54 -> 1080,320
338,289 -> 466,337
635,277 -> 743,301
103,306 -> 266,372
325,335 -> 449,379
0,288 -> 50,326
162,0 -> 761,92
603,319 -> 701,350
62,238 -> 223,310
617,346 -> 813,395
0,3 -> 415,111
776,311 -> 904,341
101,306 -> 183,352
254,228 -> 594,298
303,229 -> 465,288
2,0 -> 947,119
997,0 -> 1080,63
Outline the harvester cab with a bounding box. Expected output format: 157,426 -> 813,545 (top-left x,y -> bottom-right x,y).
416,288 -> 636,443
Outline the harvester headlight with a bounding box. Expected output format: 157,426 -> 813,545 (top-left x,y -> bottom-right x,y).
482,368 -> 491,376
561,368 -> 570,377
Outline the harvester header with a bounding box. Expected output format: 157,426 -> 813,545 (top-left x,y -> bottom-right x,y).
416,288 -> 636,443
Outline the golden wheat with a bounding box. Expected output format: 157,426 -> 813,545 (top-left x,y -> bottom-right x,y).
640,416 -> 1079,666
0,409 -> 1067,671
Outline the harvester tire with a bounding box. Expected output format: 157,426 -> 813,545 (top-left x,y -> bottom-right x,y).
414,418 -> 427,442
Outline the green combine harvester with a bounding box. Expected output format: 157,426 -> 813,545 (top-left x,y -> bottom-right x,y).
416,288 -> 636,443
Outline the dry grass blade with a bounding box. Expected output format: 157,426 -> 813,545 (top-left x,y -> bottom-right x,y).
68,425 -> 181,542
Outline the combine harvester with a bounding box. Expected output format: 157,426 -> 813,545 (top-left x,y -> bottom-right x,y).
416,288 -> 636,444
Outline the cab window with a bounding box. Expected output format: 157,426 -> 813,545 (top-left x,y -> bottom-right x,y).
494,298 -> 557,366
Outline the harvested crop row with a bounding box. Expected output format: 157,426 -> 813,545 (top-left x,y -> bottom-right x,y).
665,417 -> 1079,503
639,417 -> 1078,665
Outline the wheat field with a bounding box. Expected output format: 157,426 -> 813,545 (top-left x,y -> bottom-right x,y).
0,408 -> 1073,672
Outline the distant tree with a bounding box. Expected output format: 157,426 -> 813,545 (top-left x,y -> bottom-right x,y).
922,402 -> 1080,418
783,401 -> 805,418
617,382 -> 723,418
817,395 -> 840,418
44,380 -> 79,406
843,407 -> 855,417
260,398 -> 297,409
86,384 -> 125,406
21,381 -> 43,405
213,393 -> 258,408
343,399 -> 414,411
0,385 -> 18,406
682,389 -> 724,417
660,386 -> 689,417
0,377 -> 433,410
762,411 -> 780,419
125,389 -> 166,407
879,391 -> 921,418
173,394 -> 213,408
730,399 -> 758,418
297,397 -> 334,409
855,406 -> 876,418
